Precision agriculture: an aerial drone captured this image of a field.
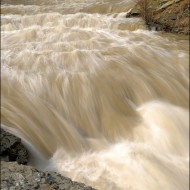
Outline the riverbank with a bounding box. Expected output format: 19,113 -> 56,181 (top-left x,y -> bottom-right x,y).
131,0 -> 189,35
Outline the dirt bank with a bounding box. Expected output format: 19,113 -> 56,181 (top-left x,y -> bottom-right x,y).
131,0 -> 189,35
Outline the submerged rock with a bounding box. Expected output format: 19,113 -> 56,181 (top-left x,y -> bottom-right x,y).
1,128 -> 28,164
1,161 -> 96,190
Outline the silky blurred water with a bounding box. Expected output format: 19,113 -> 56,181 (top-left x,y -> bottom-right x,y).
1,0 -> 189,189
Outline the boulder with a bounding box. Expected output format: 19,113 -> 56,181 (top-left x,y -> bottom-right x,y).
157,0 -> 181,10
1,129 -> 96,189
126,8 -> 141,18
1,128 -> 28,164
1,161 -> 96,190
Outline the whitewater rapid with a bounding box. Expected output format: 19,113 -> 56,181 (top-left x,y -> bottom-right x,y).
1,0 -> 189,190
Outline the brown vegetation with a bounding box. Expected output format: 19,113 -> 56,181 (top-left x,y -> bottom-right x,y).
136,0 -> 154,24
136,0 -> 189,35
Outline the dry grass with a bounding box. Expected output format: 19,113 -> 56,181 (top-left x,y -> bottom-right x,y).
136,0 -> 154,24
136,0 -> 189,34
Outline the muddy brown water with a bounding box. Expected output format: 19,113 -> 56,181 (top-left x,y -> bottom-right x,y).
1,0 -> 189,190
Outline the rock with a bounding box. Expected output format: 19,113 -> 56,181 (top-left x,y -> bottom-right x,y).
126,8 -> 132,17
0,129 -> 96,189
1,128 -> 29,164
157,0 -> 181,10
126,8 -> 141,18
159,0 -> 170,5
1,161 -> 97,190
148,22 -> 163,31
168,14 -> 177,20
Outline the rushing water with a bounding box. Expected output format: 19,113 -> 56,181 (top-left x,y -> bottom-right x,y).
1,0 -> 189,189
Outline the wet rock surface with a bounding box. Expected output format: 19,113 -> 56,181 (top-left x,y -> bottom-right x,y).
126,8 -> 141,18
1,128 -> 28,164
1,161 -> 96,190
1,129 -> 96,190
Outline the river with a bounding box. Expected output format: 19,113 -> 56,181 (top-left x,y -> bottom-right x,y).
1,0 -> 189,189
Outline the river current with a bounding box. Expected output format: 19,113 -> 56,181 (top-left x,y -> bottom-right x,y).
1,0 -> 189,189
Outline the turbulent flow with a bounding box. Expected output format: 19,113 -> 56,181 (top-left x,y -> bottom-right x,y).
1,0 -> 189,190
